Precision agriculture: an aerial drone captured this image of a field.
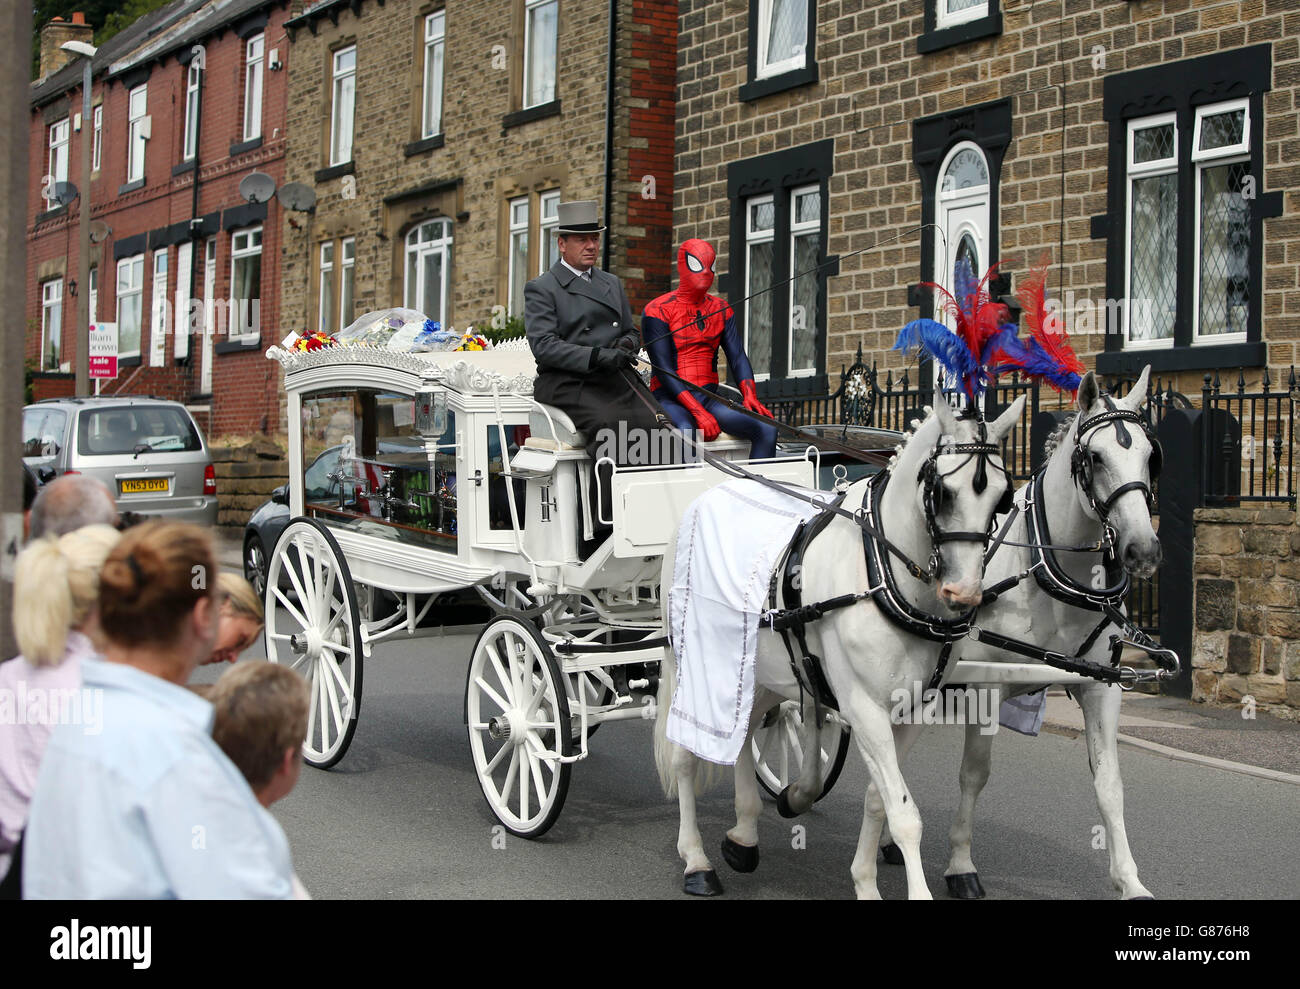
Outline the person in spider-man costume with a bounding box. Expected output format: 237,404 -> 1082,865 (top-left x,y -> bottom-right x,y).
641,239 -> 778,459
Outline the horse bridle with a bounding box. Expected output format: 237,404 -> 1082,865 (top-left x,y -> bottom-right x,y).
1069,397 -> 1163,525
916,417 -> 1013,581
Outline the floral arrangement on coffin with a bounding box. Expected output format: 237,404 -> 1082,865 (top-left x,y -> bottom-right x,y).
293,331 -> 336,352
453,327 -> 490,351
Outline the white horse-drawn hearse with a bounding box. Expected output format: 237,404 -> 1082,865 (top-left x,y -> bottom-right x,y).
264,336 -> 1178,898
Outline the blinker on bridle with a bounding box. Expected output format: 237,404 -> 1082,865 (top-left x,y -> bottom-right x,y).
1070,395 -> 1162,525
917,416 -> 1012,581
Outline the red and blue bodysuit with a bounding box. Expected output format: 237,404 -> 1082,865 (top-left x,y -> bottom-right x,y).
642,239 -> 777,459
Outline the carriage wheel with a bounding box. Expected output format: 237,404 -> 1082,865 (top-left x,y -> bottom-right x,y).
264,519 -> 364,770
752,700 -> 851,802
466,616 -> 572,838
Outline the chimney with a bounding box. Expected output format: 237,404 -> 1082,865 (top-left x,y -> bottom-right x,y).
39,13 -> 95,80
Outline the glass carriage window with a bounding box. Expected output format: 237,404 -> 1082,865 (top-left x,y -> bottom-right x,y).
300,388 -> 458,552
485,423 -> 531,531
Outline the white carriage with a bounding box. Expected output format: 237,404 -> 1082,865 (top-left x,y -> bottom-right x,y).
263,339 -> 837,836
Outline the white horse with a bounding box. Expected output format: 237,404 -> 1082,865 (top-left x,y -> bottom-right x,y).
654,396 -> 1026,899
877,366 -> 1166,898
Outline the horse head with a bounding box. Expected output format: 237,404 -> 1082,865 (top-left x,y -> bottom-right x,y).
903,396 -> 1025,611
1067,366 -> 1162,578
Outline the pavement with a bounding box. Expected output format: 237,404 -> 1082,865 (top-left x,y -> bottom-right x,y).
216,522 -> 1299,787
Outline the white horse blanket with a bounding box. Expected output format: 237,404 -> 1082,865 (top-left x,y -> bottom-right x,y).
666,479 -> 827,764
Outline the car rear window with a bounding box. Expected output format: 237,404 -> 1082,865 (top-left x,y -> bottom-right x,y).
22,407 -> 67,458
76,406 -> 202,457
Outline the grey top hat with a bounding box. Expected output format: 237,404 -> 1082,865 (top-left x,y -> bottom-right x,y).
555,200 -> 606,234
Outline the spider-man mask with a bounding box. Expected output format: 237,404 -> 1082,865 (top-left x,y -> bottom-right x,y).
677,239 -> 715,305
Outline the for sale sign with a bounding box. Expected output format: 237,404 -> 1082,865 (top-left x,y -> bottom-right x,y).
89,322 -> 118,379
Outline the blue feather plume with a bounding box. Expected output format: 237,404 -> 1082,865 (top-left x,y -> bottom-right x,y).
953,255 -> 977,316
988,326 -> 1083,394
894,318 -> 982,393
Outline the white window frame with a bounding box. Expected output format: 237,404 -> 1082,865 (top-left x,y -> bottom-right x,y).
936,0 -> 989,31
330,46 -> 356,167
539,190 -> 561,274
150,248 -> 170,364
182,61 -> 201,160
756,0 -> 808,80
339,236 -> 355,331
508,196 -> 529,316
88,266 -> 98,324
41,278 -> 64,371
127,84 -> 148,183
404,219 -> 453,327
48,118 -> 69,191
422,12 -> 445,139
319,241 -> 335,334
1123,112 -> 1179,351
1191,98 -> 1251,346
116,255 -> 144,359
244,34 -> 265,142
787,184 -> 820,378
229,225 -> 263,343
92,105 -> 102,172
744,193 -> 775,382
523,0 -> 558,109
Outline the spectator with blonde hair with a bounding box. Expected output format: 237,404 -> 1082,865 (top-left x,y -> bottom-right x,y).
0,524 -> 120,892
205,572 -> 265,666
23,521 -> 295,898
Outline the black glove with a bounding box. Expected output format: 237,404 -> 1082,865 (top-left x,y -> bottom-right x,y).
592,347 -> 628,371
615,336 -> 639,354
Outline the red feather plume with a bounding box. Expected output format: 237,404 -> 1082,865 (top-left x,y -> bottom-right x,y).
1016,252 -> 1085,382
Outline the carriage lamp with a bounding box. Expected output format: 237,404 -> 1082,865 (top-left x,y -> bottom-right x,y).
416,389 -> 448,435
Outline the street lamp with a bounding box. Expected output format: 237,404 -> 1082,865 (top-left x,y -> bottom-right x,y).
61,38 -> 96,397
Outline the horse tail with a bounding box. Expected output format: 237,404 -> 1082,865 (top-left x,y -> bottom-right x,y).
653,644 -> 678,797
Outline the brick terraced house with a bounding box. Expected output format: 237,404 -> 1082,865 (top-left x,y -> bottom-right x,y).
279,0 -> 676,376
675,0 -> 1299,711
26,0 -> 292,439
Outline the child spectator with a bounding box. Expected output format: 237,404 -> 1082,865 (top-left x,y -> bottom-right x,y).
210,661 -> 311,898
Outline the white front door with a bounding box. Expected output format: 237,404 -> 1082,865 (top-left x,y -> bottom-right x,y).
174,241 -> 192,362
934,141 -> 991,394
201,238 -> 216,395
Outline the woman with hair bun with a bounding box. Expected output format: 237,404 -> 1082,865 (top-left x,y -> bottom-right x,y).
0,524 -> 120,889
23,521 -> 296,899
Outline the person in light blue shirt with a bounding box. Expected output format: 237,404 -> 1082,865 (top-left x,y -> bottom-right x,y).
24,521 -> 295,899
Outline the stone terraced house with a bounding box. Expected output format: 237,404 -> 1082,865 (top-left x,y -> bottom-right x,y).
674,0 -> 1299,712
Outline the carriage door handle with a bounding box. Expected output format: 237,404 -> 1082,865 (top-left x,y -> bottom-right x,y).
474,469 -> 483,487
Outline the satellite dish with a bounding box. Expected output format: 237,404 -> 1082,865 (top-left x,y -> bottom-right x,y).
51,181 -> 79,207
89,220 -> 111,243
277,182 -> 317,213
239,171 -> 277,205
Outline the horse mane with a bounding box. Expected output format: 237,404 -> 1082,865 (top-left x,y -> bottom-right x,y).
1042,412 -> 1078,463
886,406 -> 933,474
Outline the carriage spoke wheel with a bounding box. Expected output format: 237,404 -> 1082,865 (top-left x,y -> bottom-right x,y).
263,519 -> 364,770
467,616 -> 572,838
752,700 -> 851,802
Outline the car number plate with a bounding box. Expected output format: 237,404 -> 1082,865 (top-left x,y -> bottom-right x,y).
120,478 -> 169,494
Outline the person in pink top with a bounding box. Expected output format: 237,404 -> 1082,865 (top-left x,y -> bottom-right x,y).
0,524 -> 121,890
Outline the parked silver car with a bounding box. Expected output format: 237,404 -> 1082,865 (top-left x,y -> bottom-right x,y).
22,397 -> 218,526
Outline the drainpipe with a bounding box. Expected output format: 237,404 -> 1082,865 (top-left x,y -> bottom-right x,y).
186,46 -> 204,393
601,0 -> 616,271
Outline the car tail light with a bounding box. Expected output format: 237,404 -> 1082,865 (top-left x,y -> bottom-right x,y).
203,464 -> 217,496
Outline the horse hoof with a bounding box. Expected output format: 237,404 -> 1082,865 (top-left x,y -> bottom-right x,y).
945,873 -> 986,899
721,837 -> 759,873
880,842 -> 904,866
683,869 -> 723,896
776,785 -> 800,819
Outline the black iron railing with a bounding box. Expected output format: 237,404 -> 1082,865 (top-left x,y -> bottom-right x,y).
1201,368 -> 1297,509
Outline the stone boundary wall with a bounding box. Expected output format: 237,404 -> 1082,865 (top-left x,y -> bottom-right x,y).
210,434 -> 289,534
1192,506 -> 1300,715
